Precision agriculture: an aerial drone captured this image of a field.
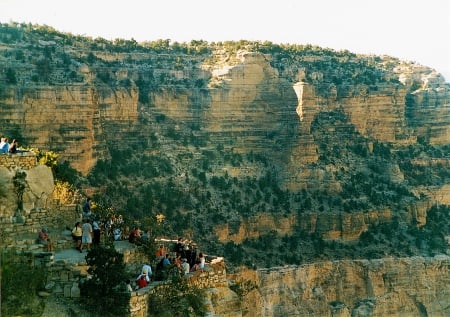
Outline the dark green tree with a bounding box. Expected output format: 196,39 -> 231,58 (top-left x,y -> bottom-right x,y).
1,250 -> 48,316
12,169 -> 27,213
5,68 -> 17,84
80,245 -> 130,316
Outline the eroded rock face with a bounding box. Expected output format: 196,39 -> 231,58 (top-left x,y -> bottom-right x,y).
0,48 -> 449,182
203,286 -> 242,317
0,85 -> 138,174
215,208 -> 404,242
0,163 -> 54,217
241,256 -> 450,317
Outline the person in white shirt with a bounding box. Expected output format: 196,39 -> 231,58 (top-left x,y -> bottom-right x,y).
80,218 -> 93,252
181,258 -> 190,275
199,252 -> 205,269
0,137 -> 9,153
125,279 -> 133,292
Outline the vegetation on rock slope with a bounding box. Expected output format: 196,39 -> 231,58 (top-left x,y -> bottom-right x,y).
1,22 -> 449,270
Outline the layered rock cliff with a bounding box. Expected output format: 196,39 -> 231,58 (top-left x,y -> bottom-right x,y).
0,85 -> 138,174
238,255 -> 450,317
0,26 -> 448,179
1,24 -> 449,240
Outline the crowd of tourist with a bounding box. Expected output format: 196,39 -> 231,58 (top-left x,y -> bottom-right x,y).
147,237 -> 207,284
36,193 -> 212,294
122,234 -> 209,291
66,197 -> 210,291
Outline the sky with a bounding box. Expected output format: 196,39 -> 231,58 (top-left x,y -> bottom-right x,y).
0,0 -> 449,81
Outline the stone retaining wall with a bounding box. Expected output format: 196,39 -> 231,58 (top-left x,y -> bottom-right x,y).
6,240 -> 228,316
4,250 -> 86,299
129,257 -> 227,317
1,204 -> 79,251
46,260 -> 87,299
0,152 -> 37,169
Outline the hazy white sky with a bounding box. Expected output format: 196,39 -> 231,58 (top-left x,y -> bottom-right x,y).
0,0 -> 449,81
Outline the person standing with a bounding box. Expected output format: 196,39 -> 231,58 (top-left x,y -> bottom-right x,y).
156,244 -> 166,258
190,244 -> 198,268
82,197 -> 92,219
181,258 -> 190,275
72,221 -> 82,252
80,218 -> 93,252
163,253 -> 171,267
140,264 -> 152,282
199,252 -> 205,269
92,217 -> 101,246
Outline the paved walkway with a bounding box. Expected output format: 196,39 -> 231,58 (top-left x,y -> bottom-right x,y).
53,241 -> 138,265
53,247 -> 87,265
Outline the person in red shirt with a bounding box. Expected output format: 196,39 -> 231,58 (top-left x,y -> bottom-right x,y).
128,226 -> 142,245
156,244 -> 166,257
136,274 -> 148,289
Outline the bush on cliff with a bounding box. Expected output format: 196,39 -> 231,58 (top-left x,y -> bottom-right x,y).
0,250 -> 47,317
79,245 -> 130,316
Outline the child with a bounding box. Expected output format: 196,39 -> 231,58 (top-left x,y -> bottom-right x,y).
125,279 -> 133,292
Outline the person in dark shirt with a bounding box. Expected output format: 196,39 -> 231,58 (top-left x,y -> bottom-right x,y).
82,197 -> 92,214
8,139 -> 18,153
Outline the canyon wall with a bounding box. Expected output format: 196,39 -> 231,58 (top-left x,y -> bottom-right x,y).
239,255 -> 449,317
214,202 -> 446,243
0,85 -> 139,174
0,45 -> 449,184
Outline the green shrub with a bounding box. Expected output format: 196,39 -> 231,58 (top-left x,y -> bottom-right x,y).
12,169 -> 27,212
1,251 -> 47,317
79,245 -> 130,316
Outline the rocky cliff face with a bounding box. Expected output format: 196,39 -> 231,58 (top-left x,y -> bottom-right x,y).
215,210 -> 395,243
239,256 -> 450,317
0,155 -> 54,218
0,85 -> 138,174
0,28 -> 449,236
0,34 -> 449,181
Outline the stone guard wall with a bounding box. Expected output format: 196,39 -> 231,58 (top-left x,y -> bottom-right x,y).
1,204 -> 79,252
0,152 -> 37,169
129,258 -> 227,317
